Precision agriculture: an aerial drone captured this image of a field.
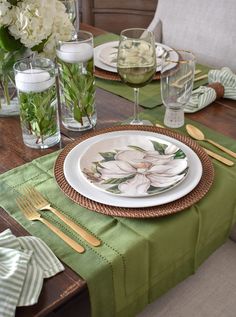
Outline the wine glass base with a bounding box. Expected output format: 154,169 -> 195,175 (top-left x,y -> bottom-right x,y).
129,119 -> 153,126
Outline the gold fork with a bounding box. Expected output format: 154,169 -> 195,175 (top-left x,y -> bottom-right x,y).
24,186 -> 101,247
16,196 -> 85,253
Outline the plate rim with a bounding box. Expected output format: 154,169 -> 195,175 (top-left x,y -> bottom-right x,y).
78,134 -> 189,198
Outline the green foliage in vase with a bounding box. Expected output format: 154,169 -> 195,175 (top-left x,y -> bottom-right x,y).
19,86 -> 57,144
58,58 -> 95,125
0,47 -> 28,107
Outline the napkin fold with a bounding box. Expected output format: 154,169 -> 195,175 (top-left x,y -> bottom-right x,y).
184,67 -> 236,113
0,229 -> 64,317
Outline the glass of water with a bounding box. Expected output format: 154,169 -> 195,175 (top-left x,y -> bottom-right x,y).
56,31 -> 96,131
161,50 -> 195,128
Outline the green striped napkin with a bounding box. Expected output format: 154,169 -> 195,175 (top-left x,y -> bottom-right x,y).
185,67 -> 236,113
0,229 -> 64,317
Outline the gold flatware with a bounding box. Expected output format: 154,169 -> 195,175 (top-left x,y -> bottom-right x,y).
186,124 -> 236,159
203,148 -> 234,166
16,197 -> 85,253
155,123 -> 234,166
24,186 -> 101,247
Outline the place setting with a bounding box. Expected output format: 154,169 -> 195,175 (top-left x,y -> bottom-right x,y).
54,125 -> 214,218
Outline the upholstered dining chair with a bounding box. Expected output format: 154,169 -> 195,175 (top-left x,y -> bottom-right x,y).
148,0 -> 236,72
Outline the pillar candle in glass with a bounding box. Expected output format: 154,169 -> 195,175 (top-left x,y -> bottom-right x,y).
14,58 -> 60,149
56,31 -> 96,131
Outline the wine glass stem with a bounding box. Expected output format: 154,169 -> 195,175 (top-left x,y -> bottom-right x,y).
132,87 -> 140,124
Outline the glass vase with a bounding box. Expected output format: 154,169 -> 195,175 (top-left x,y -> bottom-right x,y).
14,57 -> 61,149
0,48 -> 32,117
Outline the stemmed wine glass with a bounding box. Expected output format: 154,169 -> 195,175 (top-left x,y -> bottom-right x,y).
161,50 -> 195,128
117,28 -> 156,125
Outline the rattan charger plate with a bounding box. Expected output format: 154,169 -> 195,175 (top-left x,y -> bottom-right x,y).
94,67 -> 161,81
54,125 -> 214,218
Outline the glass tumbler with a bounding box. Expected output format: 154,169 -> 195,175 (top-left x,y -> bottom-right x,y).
161,50 -> 195,128
14,58 -> 60,149
56,31 -> 96,131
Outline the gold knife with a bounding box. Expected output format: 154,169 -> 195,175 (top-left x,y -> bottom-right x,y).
203,148 -> 234,166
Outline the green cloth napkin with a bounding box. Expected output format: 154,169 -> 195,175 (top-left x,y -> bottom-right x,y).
94,34 -> 210,109
0,229 -> 64,317
185,67 -> 236,113
1,115 -> 236,317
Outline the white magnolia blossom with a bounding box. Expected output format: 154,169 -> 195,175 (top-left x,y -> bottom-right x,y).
0,0 -> 12,26
2,0 -> 74,57
97,144 -> 187,196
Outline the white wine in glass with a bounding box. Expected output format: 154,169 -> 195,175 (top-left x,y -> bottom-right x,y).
117,28 -> 156,125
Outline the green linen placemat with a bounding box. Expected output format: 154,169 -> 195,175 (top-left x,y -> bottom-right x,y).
94,34 -> 210,109
1,121 -> 236,317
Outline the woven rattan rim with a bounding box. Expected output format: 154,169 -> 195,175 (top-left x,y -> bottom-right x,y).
94,67 -> 160,81
54,125 -> 214,218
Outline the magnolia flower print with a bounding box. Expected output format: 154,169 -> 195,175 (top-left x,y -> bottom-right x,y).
83,140 -> 188,196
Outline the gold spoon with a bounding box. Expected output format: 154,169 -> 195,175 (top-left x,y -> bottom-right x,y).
186,124 -> 236,159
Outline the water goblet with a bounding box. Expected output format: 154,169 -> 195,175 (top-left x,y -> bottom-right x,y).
161,50 -> 195,128
117,28 -> 156,125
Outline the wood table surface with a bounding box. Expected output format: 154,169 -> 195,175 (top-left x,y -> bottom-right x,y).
0,23 -> 236,317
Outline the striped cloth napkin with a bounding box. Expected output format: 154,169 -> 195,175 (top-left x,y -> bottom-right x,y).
184,67 -> 236,113
0,229 -> 64,317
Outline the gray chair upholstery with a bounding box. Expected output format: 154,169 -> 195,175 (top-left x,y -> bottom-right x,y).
148,0 -> 236,72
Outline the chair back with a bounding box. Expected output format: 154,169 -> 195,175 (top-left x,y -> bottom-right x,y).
148,0 -> 236,71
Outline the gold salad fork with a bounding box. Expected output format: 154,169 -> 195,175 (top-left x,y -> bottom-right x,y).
24,186 -> 101,247
16,196 -> 85,253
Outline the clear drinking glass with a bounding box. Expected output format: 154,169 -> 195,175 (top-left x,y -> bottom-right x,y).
56,31 -> 96,131
117,28 -> 156,125
161,50 -> 195,128
14,57 -> 60,149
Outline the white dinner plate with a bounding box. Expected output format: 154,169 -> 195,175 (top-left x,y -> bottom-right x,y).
94,41 -> 179,73
79,135 -> 189,197
63,130 -> 202,208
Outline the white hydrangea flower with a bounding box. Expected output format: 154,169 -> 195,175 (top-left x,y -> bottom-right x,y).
9,0 -> 56,48
0,0 -> 13,26
42,0 -> 74,58
7,0 -> 74,58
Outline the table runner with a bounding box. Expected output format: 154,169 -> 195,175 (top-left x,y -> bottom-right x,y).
1,114 -> 236,317
94,33 -> 210,109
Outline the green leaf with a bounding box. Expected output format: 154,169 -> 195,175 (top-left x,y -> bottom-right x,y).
31,35 -> 50,53
99,151 -> 116,161
103,175 -> 135,185
174,149 -> 186,159
0,26 -> 23,52
9,0 -> 18,4
106,185 -> 121,194
151,140 -> 168,154
128,145 -> 145,152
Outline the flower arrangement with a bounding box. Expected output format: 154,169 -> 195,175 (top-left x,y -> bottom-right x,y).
0,0 -> 75,114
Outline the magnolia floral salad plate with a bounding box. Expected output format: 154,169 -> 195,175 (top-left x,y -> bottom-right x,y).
63,130 -> 202,208
79,135 -> 189,197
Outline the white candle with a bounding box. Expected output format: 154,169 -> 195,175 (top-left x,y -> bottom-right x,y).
15,69 -> 55,93
57,43 -> 93,63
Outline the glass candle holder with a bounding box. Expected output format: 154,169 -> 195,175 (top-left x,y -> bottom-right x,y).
56,31 -> 97,131
14,58 -> 60,149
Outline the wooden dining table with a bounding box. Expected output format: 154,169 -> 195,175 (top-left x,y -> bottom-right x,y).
0,23 -> 236,317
